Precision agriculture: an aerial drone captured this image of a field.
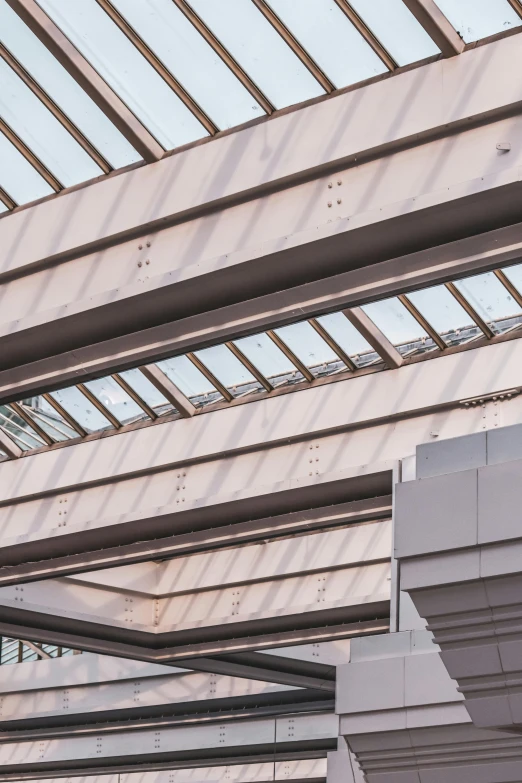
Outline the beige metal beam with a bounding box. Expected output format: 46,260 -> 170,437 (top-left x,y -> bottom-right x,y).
343,307 -> 403,369
140,364 -> 196,417
0,427 -> 22,459
402,0 -> 465,57
5,0 -> 163,163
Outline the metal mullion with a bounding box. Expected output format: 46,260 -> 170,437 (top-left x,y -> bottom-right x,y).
398,294 -> 446,351
43,393 -> 87,438
172,0 -> 274,115
493,269 -> 522,310
9,402 -> 54,446
76,383 -> 122,429
266,330 -> 315,382
0,185 -> 16,210
308,317 -> 356,371
507,0 -> 522,20
0,117 -> 62,192
111,373 -> 157,420
96,0 -> 218,135
402,0 -> 465,57
18,403 -> 72,441
445,282 -> 494,340
139,365 -> 196,418
0,427 -> 22,459
0,42 -> 111,175
0,420 -> 41,450
186,353 -> 234,402
333,0 -> 398,71
21,640 -> 52,660
343,307 -> 403,369
251,0 -> 335,94
225,342 -> 273,393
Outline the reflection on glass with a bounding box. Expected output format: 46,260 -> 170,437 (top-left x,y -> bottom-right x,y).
0,405 -> 44,450
85,376 -> 147,424
274,321 -> 345,376
119,369 -> 174,415
111,0 -> 264,129
362,297 -> 433,355
233,332 -> 304,387
316,312 -> 378,367
268,0 -> 387,87
194,345 -> 258,397
19,396 -> 77,441
39,0 -> 208,150
0,0 -> 140,168
455,272 -> 522,334
0,128 -> 53,203
50,386 -> 113,433
157,356 -> 221,404
0,57 -> 102,186
434,0 -> 520,43
191,0 -> 324,108
407,285 -> 475,346
350,0 -> 440,65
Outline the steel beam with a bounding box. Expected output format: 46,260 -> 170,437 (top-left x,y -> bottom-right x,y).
402,0 -> 465,57
344,307 -> 403,368
0,428 -> 21,459
5,0 -> 163,163
0,32 -> 520,282
140,365 -> 196,417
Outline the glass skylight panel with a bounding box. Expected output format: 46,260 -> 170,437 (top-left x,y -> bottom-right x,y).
190,0 -> 324,109
274,321 -> 345,376
362,297 -> 433,354
316,312 -> 378,367
118,369 -> 174,415
84,376 -> 148,424
18,397 -> 77,442
349,0 -> 440,65
193,345 -> 258,397
50,386 -> 113,433
157,356 -> 222,404
0,57 -> 103,186
407,285 -> 475,346
501,263 -> 522,294
454,272 -> 522,334
268,0 -> 387,87
434,0 -> 521,43
0,0 -> 140,169
233,333 -> 304,386
38,0 -> 208,150
0,405 -> 44,450
0,127 -> 53,204
110,0 -> 264,130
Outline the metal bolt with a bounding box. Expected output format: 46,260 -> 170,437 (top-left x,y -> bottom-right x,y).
146,241 -> 151,247
337,198 -> 342,204
137,261 -> 142,267
337,180 -> 342,185
145,259 -> 150,265
327,202 -> 332,207
138,244 -> 143,250
328,182 -> 333,188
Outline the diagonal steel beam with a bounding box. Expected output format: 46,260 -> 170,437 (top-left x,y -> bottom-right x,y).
140,364 -> 196,417
402,0 -> 465,57
5,0 -> 164,162
343,307 -> 403,369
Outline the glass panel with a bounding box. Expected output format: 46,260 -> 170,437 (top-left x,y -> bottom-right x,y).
190,0 -> 324,109
157,355 -> 222,406
50,386 -> 113,433
111,0 -> 264,130
39,0 -> 208,150
0,201 -> 7,214
350,0 -> 440,65
434,0 -> 521,43
0,0 -> 140,169
274,321 -> 346,377
316,312 -> 380,367
0,57 -> 102,186
362,297 -> 434,355
18,396 -> 77,441
233,332 -> 305,387
194,345 -> 259,397
119,368 -> 175,415
454,272 -> 522,334
501,263 -> 522,294
0,405 -> 44,450
407,285 -> 476,346
0,128 -> 53,203
268,0 -> 387,87
84,376 -> 148,424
